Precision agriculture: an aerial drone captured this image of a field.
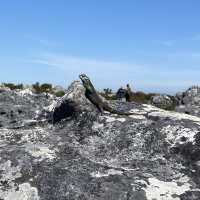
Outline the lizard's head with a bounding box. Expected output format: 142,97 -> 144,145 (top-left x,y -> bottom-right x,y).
79,74 -> 94,92
79,74 -> 90,87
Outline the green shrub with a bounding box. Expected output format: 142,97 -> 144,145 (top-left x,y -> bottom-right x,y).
100,93 -> 117,100
40,83 -> 53,93
100,88 -> 116,100
103,88 -> 112,95
55,90 -> 65,97
2,83 -> 23,90
32,82 -> 53,94
131,92 -> 156,104
32,82 -> 40,93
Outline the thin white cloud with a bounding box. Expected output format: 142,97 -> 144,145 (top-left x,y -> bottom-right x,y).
27,52 -> 200,75
28,53 -> 146,73
158,40 -> 175,47
191,34 -> 200,41
157,33 -> 200,47
25,52 -> 200,94
182,34 -> 200,42
24,34 -> 62,47
26,53 -> 156,89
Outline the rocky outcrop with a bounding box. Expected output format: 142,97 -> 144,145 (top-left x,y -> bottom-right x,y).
0,88 -> 55,128
151,94 -> 175,110
48,81 -> 99,123
0,81 -> 200,199
175,86 -> 200,117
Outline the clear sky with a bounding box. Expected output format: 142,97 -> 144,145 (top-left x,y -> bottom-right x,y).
1,0 -> 200,94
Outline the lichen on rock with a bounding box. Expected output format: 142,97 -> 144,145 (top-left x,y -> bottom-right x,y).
0,81 -> 200,199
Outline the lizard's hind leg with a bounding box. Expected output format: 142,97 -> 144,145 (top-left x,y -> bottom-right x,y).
96,105 -> 104,114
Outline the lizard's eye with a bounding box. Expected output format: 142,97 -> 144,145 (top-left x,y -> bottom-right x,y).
83,76 -> 89,80
79,74 -> 90,83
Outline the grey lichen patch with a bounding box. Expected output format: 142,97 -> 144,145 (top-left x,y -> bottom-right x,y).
0,128 -> 23,144
2,81 -> 200,199
0,127 -> 48,145
0,160 -> 21,183
20,127 -> 49,144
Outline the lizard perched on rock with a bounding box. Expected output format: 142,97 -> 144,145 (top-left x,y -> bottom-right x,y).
79,74 -> 134,115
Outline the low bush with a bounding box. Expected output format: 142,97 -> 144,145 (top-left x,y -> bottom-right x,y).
32,82 -> 53,94
131,92 -> 156,104
2,83 -> 23,90
55,90 -> 65,97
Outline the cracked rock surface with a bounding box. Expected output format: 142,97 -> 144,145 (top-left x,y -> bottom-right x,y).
0,82 -> 200,200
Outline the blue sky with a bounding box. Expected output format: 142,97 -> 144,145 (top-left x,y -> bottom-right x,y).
1,0 -> 200,94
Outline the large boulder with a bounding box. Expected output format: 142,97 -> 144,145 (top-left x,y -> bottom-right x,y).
0,88 -> 54,128
151,94 -> 175,110
1,81 -> 200,199
49,81 -> 100,123
175,86 -> 200,116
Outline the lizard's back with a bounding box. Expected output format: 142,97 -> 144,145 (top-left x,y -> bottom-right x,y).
85,90 -> 104,111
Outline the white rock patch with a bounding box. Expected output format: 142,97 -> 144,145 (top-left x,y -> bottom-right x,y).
18,88 -> 33,96
44,100 -> 57,112
142,104 -> 162,112
103,116 -> 126,123
0,160 -> 21,182
162,125 -> 198,146
90,169 -> 123,178
195,160 -> 200,166
4,183 -> 39,200
129,108 -> 148,115
143,104 -> 200,124
92,122 -> 104,130
144,176 -> 193,200
129,115 -> 146,119
150,110 -> 200,122
25,144 -> 56,161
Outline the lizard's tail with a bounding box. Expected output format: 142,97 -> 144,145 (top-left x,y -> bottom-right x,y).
103,104 -> 133,115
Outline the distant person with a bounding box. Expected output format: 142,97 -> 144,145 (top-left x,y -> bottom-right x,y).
125,84 -> 132,102
116,87 -> 126,101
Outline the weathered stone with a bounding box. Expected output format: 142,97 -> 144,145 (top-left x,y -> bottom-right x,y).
49,81 -> 99,123
175,86 -> 200,117
151,94 -> 174,110
0,82 -> 200,199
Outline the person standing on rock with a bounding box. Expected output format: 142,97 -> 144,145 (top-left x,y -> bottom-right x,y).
116,87 -> 126,101
125,84 -> 132,102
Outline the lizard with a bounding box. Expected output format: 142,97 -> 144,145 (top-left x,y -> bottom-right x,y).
79,74 -> 144,116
